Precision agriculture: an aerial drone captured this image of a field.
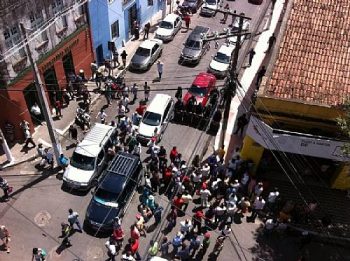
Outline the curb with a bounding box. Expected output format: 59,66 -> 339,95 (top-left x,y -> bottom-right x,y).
0,155 -> 39,170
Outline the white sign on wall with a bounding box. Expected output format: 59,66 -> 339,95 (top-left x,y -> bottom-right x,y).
246,116 -> 350,162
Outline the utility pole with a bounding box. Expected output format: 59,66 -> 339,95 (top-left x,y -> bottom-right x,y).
0,129 -> 14,163
20,23 -> 62,164
219,14 -> 246,148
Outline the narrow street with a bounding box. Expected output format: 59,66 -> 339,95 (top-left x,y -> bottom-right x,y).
0,1 -> 272,261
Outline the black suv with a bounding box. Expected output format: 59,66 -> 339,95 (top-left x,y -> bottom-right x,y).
85,152 -> 142,232
182,0 -> 203,13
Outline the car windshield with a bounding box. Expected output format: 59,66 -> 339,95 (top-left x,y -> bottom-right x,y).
70,152 -> 95,171
189,85 -> 208,97
160,21 -> 173,29
95,188 -> 119,202
185,39 -> 201,50
135,47 -> 150,57
214,52 -> 230,64
142,111 -> 161,126
206,0 -> 216,4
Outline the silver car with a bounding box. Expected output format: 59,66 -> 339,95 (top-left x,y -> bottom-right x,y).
130,39 -> 163,71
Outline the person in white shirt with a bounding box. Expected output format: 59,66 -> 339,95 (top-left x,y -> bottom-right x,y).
131,83 -> 138,101
96,108 -> 107,124
249,196 -> 266,223
201,163 -> 210,179
67,208 -> 82,232
157,60 -> 164,80
267,187 -> 280,212
214,202 -> 227,224
117,103 -> 126,123
226,202 -> 236,224
105,236 -> 117,259
122,251 -> 136,261
191,170 -> 202,190
221,224 -> 232,236
181,191 -> 192,212
200,188 -> 211,208
180,219 -> 193,236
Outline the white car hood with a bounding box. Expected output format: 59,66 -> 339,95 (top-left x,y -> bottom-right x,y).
139,122 -> 159,138
203,3 -> 217,10
63,165 -> 94,184
156,27 -> 172,37
209,59 -> 229,72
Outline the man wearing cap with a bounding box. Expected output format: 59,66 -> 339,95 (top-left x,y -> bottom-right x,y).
200,185 -> 211,208
192,210 -> 204,233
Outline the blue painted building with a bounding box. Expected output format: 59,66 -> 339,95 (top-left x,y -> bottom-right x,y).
88,0 -> 165,64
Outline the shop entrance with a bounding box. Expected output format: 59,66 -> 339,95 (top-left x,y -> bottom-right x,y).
23,83 -> 44,125
96,44 -> 104,65
62,52 -> 75,81
43,67 -> 59,106
127,4 -> 138,40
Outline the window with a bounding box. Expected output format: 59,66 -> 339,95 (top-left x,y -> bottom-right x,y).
3,24 -> 21,49
52,0 -> 63,15
62,15 -> 68,27
147,0 -> 153,6
111,20 -> 119,38
29,11 -> 44,30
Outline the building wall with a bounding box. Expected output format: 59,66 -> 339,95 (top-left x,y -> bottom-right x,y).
88,0 -> 162,64
0,0 -> 94,139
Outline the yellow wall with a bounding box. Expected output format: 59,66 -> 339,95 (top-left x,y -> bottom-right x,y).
241,136 -> 265,174
256,96 -> 342,121
332,163 -> 350,190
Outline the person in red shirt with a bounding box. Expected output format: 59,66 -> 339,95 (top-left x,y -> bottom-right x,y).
163,166 -> 173,189
130,224 -> 140,240
112,225 -> 124,249
173,193 -> 184,210
136,101 -> 147,116
184,14 -> 191,31
193,210 -> 204,233
128,238 -> 141,260
170,146 -> 178,163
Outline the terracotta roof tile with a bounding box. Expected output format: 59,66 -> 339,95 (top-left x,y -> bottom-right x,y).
265,0 -> 350,106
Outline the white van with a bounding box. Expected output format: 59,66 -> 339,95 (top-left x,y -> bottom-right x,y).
63,123 -> 117,190
137,94 -> 174,144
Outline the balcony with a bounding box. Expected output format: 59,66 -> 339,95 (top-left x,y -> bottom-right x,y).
12,56 -> 28,72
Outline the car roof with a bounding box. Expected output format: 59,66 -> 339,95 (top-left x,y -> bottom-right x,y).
139,39 -> 162,49
100,173 -> 126,192
192,73 -> 216,87
163,13 -> 180,22
146,94 -> 172,113
217,44 -> 235,55
74,124 -> 115,157
189,26 -> 210,40
106,152 -> 140,177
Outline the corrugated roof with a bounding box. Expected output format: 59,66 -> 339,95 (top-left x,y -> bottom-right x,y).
264,0 -> 350,106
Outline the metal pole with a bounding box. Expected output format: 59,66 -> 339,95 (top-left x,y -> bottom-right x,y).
0,129 -> 14,163
219,14 -> 245,148
20,23 -> 62,164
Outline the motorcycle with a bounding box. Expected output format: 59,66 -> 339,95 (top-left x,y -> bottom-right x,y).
75,107 -> 91,130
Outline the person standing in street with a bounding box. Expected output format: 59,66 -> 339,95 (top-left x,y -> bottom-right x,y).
248,48 -> 256,66
68,124 -> 78,145
67,208 -> 82,232
60,222 -> 72,247
153,205 -> 164,225
105,236 -> 117,261
184,14 -> 191,30
0,176 -> 10,202
131,83 -> 138,102
144,82 -> 150,102
256,66 -> 267,86
90,60 -> 98,80
96,108 -> 107,124
265,33 -> 276,53
121,50 -> 128,68
32,247 -> 47,261
0,225 -> 10,253
157,60 -> 164,80
112,49 -> 120,68
249,196 -> 266,223
23,128 -> 36,149
144,22 -> 151,40
55,99 -> 62,118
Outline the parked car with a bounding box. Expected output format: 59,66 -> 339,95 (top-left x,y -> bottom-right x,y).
129,39 -> 163,70
180,26 -> 210,64
183,73 -> 217,106
248,0 -> 263,5
200,0 -> 220,16
63,123 -> 117,190
137,94 -> 174,144
182,0 -> 203,13
155,14 -> 182,42
85,152 -> 142,232
228,19 -> 250,45
208,44 -> 235,78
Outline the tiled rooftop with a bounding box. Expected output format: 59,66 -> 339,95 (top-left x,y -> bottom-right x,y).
265,0 -> 350,106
